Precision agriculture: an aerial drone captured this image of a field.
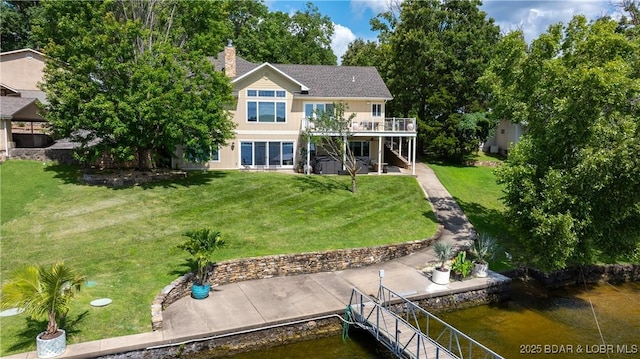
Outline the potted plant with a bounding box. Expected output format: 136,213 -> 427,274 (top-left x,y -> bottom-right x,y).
1,261 -> 85,358
178,228 -> 225,299
432,241 -> 453,285
451,251 -> 473,280
470,233 -> 498,277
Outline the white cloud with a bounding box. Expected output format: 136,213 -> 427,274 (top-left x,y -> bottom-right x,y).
482,0 -> 615,42
350,0 -> 391,18
332,23 -> 357,64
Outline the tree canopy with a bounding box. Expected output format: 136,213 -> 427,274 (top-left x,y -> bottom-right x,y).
372,0 -> 500,161
230,1 -> 336,65
37,0 -> 235,169
483,16 -> 640,269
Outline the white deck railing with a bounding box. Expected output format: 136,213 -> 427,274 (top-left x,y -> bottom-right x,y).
302,117 -> 417,133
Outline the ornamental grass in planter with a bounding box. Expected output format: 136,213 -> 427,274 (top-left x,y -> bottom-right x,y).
470,233 -> 499,278
432,241 -> 453,285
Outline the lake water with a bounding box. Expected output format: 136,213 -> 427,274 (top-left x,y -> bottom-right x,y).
223,280 -> 640,358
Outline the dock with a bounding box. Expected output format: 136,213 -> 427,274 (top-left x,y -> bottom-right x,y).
348,284 -> 504,359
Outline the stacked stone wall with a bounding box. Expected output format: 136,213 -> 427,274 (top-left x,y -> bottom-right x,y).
151,227 -> 443,330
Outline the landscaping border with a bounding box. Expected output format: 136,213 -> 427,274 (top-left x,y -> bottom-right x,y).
151,225 -> 443,330
502,263 -> 640,288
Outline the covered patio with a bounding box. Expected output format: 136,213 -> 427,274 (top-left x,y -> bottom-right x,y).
302,117 -> 418,176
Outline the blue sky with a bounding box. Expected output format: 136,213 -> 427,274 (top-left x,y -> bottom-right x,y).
266,0 -> 621,63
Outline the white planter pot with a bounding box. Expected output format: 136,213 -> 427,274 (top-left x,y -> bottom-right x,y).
432,268 -> 450,285
36,329 -> 66,358
473,262 -> 489,278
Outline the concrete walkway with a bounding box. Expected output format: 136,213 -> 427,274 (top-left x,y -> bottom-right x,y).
5,163 -> 486,359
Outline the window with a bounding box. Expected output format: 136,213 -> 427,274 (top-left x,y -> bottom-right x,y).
211,149 -> 219,162
240,141 -> 295,166
349,141 -> 370,157
371,103 -> 382,117
247,89 -> 287,123
304,103 -> 335,118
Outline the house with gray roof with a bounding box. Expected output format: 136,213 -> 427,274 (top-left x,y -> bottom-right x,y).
0,48 -> 50,157
174,43 -> 417,174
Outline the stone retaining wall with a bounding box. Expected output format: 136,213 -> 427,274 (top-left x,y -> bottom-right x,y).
504,263 -> 640,288
416,281 -> 511,311
99,317 -> 345,359
151,226 -> 443,330
9,148 -> 77,164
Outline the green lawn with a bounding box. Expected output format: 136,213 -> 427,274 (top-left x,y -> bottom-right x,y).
427,161 -> 517,270
0,160 -> 438,356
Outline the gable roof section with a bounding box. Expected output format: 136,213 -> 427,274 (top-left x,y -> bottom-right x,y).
234,62 -> 310,92
0,97 -> 43,120
273,64 -> 392,99
212,51 -> 392,100
0,48 -> 46,58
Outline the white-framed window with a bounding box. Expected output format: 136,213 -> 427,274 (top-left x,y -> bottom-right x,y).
349,141 -> 370,157
371,103 -> 382,117
240,141 -> 295,166
211,149 -> 220,162
247,89 -> 287,123
304,103 -> 335,118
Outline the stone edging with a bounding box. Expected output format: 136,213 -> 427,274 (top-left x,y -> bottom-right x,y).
151,225 -> 443,330
501,263 -> 640,288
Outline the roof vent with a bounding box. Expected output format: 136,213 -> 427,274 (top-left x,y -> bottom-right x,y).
352,76 -> 355,82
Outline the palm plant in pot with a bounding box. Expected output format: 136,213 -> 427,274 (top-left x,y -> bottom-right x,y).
470,233 -> 498,277
432,241 -> 453,285
178,228 -> 225,299
1,261 -> 85,358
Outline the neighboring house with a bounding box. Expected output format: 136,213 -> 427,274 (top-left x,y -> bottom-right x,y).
0,48 -> 49,158
483,119 -> 525,156
174,43 -> 417,175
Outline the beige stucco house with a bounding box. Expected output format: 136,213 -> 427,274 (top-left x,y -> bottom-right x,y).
174,44 -> 417,175
0,48 -> 49,157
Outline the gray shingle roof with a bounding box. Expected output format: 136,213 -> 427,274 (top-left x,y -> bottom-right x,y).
0,97 -> 36,119
212,52 -> 392,100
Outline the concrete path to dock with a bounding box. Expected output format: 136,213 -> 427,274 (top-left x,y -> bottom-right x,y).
5,162 -> 510,359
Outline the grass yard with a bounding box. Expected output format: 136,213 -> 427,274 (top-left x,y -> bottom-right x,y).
0,160 -> 437,356
427,161 -> 517,270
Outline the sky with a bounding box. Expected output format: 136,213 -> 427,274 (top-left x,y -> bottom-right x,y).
266,0 -> 623,63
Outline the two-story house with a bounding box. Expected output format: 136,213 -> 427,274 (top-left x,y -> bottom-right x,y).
174,43 -> 417,175
0,48 -> 49,157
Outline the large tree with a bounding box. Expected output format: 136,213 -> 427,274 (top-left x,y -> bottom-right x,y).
37,0 -> 235,169
0,0 -> 43,51
383,0 -> 499,161
231,2 -> 336,65
482,16 -> 640,269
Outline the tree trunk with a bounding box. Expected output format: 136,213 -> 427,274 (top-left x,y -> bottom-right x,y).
351,174 -> 357,193
46,311 -> 57,335
137,148 -> 155,170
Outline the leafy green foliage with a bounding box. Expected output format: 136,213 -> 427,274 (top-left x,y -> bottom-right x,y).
1,262 -> 85,336
177,229 -> 225,285
382,0 -> 500,161
0,1 -> 43,51
451,252 -> 473,278
36,1 -> 235,169
230,1 -> 336,65
484,16 -> 640,269
341,38 -> 383,66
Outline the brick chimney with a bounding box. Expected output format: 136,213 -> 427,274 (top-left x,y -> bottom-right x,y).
224,40 -> 236,78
